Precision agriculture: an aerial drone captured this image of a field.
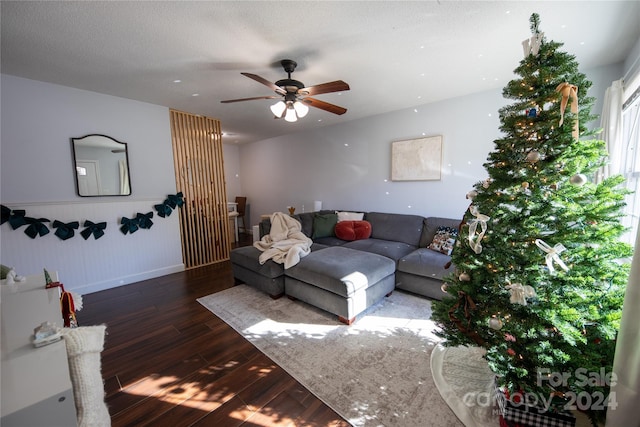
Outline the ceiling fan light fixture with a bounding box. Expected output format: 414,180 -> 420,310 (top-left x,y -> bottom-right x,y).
270,100 -> 286,117
293,101 -> 309,118
284,105 -> 298,122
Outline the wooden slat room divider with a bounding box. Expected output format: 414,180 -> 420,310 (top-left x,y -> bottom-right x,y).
170,109 -> 230,268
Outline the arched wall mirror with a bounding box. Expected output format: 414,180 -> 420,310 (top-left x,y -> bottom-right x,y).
71,134 -> 131,197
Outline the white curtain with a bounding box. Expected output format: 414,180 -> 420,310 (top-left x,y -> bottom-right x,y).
596,79 -> 624,182
119,159 -> 130,195
606,216 -> 640,427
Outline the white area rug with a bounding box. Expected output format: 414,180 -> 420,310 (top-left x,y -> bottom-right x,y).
198,285 -> 493,426
431,345 -> 497,427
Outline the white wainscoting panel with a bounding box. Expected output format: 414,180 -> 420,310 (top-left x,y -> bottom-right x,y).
1,200 -> 184,294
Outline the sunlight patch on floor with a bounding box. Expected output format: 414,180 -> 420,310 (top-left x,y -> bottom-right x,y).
244,318 -> 341,340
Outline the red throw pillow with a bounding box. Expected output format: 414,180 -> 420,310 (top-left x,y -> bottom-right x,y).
334,220 -> 372,241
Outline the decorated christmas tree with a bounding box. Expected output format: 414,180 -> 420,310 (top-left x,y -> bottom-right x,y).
431,14 -> 632,424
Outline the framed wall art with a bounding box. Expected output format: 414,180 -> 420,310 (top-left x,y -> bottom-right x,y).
391,135 -> 442,181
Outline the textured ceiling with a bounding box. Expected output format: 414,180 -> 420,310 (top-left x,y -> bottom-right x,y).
2,1 -> 639,144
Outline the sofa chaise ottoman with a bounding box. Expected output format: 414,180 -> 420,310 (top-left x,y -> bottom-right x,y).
230,245 -> 286,298
230,243 -> 328,299
284,246 -> 396,324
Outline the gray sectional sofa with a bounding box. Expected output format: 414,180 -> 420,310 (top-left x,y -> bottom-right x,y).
230,210 -> 460,323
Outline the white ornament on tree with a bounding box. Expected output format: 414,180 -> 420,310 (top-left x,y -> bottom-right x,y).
467,206 -> 490,254
488,317 -> 504,330
535,238 -> 570,273
506,282 -> 537,305
522,31 -> 544,57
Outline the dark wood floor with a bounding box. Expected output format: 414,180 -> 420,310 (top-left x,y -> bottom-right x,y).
76,233 -> 349,427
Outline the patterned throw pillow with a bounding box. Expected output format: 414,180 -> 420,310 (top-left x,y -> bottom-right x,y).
427,226 -> 458,255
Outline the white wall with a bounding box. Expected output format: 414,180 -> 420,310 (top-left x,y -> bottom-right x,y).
240,88 -> 502,225
239,64 -> 623,227
1,74 -> 183,294
0,60 -> 623,293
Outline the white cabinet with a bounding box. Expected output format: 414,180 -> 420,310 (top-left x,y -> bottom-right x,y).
1,273 -> 77,426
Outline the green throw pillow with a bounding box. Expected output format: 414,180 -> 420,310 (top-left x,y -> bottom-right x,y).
312,213 -> 338,239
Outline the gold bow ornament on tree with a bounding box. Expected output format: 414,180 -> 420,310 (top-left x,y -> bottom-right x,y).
556,82 -> 579,139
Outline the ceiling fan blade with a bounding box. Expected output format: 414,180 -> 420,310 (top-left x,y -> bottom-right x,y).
221,95 -> 280,104
302,97 -> 347,115
299,80 -> 350,96
241,72 -> 286,94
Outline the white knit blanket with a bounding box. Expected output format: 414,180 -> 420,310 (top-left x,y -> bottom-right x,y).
253,212 -> 312,269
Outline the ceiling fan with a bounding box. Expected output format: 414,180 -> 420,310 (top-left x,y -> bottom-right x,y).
221,59 -> 350,122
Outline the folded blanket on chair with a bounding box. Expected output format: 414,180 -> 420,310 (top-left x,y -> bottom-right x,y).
253,212 -> 312,269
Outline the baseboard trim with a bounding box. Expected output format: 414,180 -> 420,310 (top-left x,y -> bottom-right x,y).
75,264 -> 186,295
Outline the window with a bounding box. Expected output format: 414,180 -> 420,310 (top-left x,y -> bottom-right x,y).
621,81 -> 640,245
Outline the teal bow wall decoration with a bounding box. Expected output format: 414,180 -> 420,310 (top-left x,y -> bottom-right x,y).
154,202 -> 173,218
2,192 -> 184,241
24,217 -> 50,239
165,192 -> 184,209
81,220 -> 107,240
1,205 -> 10,225
53,220 -> 80,241
120,217 -> 139,235
136,212 -> 154,229
8,210 -> 27,229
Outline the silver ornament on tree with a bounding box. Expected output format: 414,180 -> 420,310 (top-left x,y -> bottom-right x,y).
569,173 -> 587,186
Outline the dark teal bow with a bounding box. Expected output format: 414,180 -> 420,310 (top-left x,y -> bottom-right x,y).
136,212 -> 154,229
8,210 -> 27,229
120,216 -> 139,234
1,205 -> 10,225
53,220 -> 80,240
154,202 -> 172,218
81,220 -> 107,240
165,192 -> 184,209
24,217 -> 50,239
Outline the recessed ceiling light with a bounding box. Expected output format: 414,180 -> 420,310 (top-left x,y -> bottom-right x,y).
173,79 -> 181,83
192,93 -> 199,97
